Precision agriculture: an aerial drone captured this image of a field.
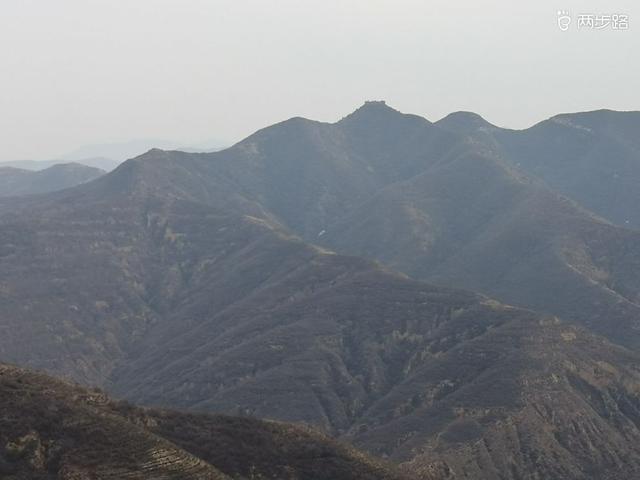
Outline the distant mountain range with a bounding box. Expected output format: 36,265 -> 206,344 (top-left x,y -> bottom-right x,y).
61,138 -> 227,165
1,138 -> 229,174
0,158 -> 119,172
1,102 -> 640,479
0,163 -> 105,197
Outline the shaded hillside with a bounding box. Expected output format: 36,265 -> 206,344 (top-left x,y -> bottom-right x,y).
319,151 -> 640,348
0,363 -> 227,479
121,102 -> 640,351
143,410 -> 410,480
348,314 -> 640,480
151,102 -> 640,350
436,109 -> 640,228
5,168 -> 640,479
0,163 -> 105,197
164,101 -> 466,238
0,363 -> 407,480
0,158 -> 539,431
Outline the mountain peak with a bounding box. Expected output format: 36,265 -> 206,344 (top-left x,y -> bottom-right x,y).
347,100 -> 397,117
142,147 -> 169,156
361,99 -> 390,108
435,111 -> 497,133
41,161 -> 105,173
338,101 -> 431,128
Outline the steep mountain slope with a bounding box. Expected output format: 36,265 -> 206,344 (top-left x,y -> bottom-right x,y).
142,102 -> 640,351
354,315 -> 640,480
0,152 -> 542,429
168,101 -> 465,239
0,363 -> 407,480
0,363 -> 226,480
436,109 -> 640,228
319,151 -> 640,348
0,151 -> 639,480
0,163 -> 105,197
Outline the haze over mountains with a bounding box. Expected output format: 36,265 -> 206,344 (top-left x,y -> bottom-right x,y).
62,138 -> 227,167
0,158 -> 119,173
1,102 -> 640,479
0,163 -> 105,197
0,138 -> 229,174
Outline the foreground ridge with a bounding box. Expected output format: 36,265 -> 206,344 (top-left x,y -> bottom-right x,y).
0,363 -> 409,480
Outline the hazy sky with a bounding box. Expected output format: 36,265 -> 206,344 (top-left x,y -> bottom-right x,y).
1,0 -> 638,162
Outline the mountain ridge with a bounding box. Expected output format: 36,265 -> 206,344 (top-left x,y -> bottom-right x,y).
0,162 -> 105,197
0,362 -> 409,480
1,102 -> 640,479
